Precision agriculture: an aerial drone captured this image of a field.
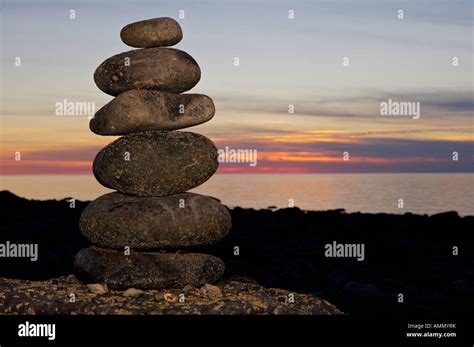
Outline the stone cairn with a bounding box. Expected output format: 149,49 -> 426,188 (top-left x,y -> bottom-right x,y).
74,17 -> 232,289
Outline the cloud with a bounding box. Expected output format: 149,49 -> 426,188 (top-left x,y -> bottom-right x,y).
214,136 -> 474,173
214,89 -> 474,119
3,136 -> 472,174
216,136 -> 472,157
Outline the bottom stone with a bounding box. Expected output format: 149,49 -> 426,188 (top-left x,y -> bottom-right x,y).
74,247 -> 225,289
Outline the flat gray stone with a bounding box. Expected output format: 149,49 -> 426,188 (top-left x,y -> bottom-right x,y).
93,130 -> 218,196
74,247 -> 225,289
120,17 -> 183,48
79,192 -> 231,249
90,90 -> 215,135
94,48 -> 200,96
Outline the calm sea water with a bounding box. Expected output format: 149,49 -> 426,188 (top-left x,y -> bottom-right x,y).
1,174 -> 473,216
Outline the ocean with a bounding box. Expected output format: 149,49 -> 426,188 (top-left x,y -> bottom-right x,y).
1,174 -> 473,216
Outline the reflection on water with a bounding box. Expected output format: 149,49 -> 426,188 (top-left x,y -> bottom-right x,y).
1,174 -> 473,215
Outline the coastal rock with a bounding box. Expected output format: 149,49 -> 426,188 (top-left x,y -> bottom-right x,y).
94,48 -> 200,96
1,191 -> 473,315
74,247 -> 225,289
93,130 -> 218,196
0,275 -> 343,315
90,90 -> 215,135
79,192 -> 232,249
120,17 -> 183,48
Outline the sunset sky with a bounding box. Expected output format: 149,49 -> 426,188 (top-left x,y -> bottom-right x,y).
1,0 -> 473,174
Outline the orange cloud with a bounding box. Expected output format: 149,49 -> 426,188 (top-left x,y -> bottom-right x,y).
0,128 -> 471,174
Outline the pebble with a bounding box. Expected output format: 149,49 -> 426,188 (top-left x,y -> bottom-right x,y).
120,17 -> 183,48
94,48 -> 200,96
74,247 -> 225,290
201,284 -> 222,299
86,283 -> 108,294
93,130 -> 218,196
163,293 -> 178,302
80,192 -> 231,249
90,90 -> 215,135
123,288 -> 144,297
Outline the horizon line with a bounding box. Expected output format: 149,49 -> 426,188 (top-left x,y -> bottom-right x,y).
1,172 -> 473,176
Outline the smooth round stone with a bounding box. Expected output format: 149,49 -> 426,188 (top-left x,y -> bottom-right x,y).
74,247 -> 225,289
120,17 -> 183,48
90,90 -> 215,135
93,130 -> 218,196
94,48 -> 200,96
80,192 -> 232,249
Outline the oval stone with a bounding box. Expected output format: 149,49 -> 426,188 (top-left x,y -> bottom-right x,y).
74,247 -> 225,289
80,192 -> 231,249
93,130 -> 218,196
90,90 -> 215,135
120,17 -> 183,48
94,48 -> 201,96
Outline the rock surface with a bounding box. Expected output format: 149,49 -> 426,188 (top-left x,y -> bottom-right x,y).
93,130 -> 218,196
120,17 -> 183,48
74,247 -> 225,289
0,275 -> 343,315
80,192 -> 232,249
94,48 -> 200,96
90,90 -> 215,135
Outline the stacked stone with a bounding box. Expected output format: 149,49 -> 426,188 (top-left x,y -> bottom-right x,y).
74,18 -> 232,290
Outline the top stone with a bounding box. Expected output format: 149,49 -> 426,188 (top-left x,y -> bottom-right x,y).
120,17 -> 183,48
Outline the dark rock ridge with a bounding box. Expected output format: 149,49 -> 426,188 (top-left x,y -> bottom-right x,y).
74,247 -> 224,289
92,130 -> 218,196
0,275 -> 342,315
2,191 -> 473,316
120,17 -> 183,48
90,90 -> 215,135
94,48 -> 201,96
79,192 -> 232,249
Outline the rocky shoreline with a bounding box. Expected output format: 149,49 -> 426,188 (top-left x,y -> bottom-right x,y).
1,190 -> 473,316
0,275 -> 341,315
